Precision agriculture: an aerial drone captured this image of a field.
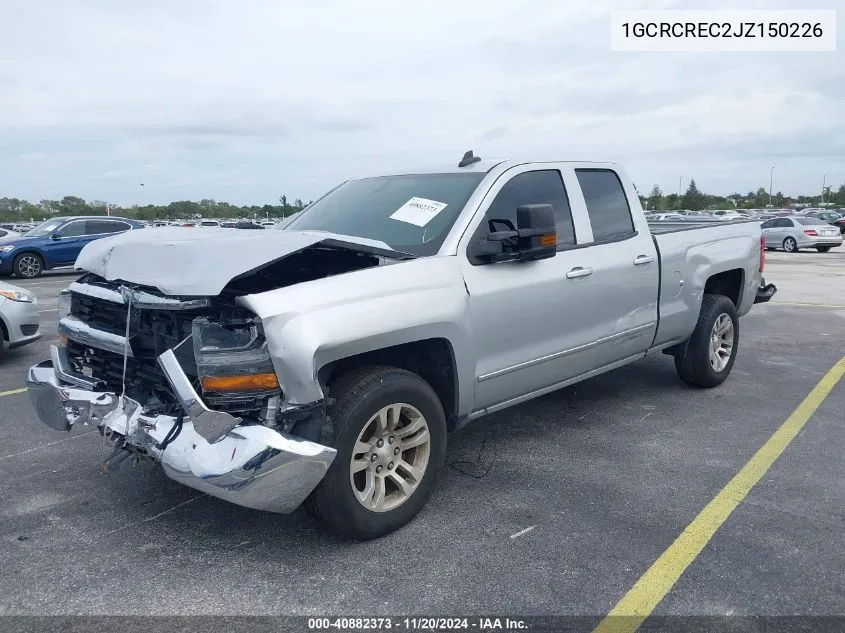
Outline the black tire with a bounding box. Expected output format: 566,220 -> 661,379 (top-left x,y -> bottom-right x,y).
305,366 -> 447,540
13,253 -> 44,279
816,246 -> 832,253
782,237 -> 798,253
674,294 -> 739,389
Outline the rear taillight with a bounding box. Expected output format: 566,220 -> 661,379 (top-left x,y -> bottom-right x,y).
804,229 -> 818,236
759,234 -> 765,272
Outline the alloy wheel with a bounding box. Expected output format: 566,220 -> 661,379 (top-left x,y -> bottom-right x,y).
349,403 -> 431,513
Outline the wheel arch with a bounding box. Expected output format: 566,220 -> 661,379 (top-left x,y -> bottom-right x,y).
317,338 -> 460,429
11,249 -> 47,272
704,268 -> 745,308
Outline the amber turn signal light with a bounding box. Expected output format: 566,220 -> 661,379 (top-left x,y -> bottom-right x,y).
540,233 -> 557,247
201,373 -> 279,392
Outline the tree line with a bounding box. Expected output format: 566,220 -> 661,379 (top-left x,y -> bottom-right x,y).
0,194 -> 310,223
2,180 -> 844,223
640,180 -> 845,212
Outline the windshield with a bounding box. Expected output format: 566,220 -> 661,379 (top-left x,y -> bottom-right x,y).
285,173 -> 486,256
24,218 -> 65,237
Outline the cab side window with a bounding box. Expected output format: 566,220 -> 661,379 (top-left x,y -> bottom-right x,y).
576,169 -> 636,243
484,170 -> 576,247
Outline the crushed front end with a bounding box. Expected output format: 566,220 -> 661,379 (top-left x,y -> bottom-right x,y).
26,274 -> 336,513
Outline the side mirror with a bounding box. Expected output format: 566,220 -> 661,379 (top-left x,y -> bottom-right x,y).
515,204 -> 557,260
50,232 -> 63,240
476,204 -> 557,263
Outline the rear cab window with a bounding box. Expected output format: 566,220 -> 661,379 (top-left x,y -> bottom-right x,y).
575,169 -> 636,243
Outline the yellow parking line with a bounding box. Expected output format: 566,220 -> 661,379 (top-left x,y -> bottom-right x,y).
593,354 -> 845,633
0,387 -> 27,397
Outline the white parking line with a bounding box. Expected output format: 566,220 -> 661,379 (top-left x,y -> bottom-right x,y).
98,495 -> 206,538
14,280 -> 75,289
510,526 -> 537,539
0,430 -> 98,461
39,309 -> 58,313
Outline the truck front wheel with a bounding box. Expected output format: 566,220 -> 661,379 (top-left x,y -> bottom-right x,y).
674,294 -> 739,388
306,366 -> 447,540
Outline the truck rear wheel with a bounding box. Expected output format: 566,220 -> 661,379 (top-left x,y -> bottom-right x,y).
305,366 -> 447,540
674,294 -> 739,388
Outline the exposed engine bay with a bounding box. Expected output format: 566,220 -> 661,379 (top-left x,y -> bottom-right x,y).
62,239 -> 409,435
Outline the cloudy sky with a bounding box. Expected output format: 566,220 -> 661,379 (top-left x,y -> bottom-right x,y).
1,0 -> 842,206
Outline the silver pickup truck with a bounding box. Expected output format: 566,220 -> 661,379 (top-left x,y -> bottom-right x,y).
27,153 -> 777,539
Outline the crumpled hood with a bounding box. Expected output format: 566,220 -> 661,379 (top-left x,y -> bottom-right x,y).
75,227 -> 396,296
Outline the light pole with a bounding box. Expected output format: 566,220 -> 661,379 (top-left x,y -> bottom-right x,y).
821,174 -> 826,204
769,166 -> 775,207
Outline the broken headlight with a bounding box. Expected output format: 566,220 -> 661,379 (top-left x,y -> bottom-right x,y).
192,316 -> 280,394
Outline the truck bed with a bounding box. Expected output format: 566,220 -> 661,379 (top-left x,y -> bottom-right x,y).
649,217 -> 763,352
648,218 -> 761,235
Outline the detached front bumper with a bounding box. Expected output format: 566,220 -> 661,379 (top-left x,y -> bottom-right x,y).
26,345 -> 336,514
755,278 -> 777,304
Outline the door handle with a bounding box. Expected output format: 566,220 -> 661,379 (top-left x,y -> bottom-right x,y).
633,255 -> 654,265
566,266 -> 594,279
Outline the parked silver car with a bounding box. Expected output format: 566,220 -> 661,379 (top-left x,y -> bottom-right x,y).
0,280 -> 40,350
761,216 -> 843,253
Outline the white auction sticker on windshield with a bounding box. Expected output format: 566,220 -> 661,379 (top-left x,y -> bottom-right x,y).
389,197 -> 449,227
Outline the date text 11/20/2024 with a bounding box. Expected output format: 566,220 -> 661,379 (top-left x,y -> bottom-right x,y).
307,617 -> 529,630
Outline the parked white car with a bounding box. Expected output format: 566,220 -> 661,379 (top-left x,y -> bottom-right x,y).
0,280 -> 40,350
712,210 -> 744,220
0,228 -> 21,240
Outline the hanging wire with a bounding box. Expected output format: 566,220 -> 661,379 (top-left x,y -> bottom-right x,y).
449,420 -> 499,479
120,290 -> 133,400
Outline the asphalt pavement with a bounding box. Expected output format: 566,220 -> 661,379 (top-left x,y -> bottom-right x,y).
0,255 -> 843,619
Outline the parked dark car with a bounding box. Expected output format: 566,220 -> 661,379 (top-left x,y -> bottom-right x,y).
805,210 -> 843,225
0,216 -> 143,278
235,221 -> 265,230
